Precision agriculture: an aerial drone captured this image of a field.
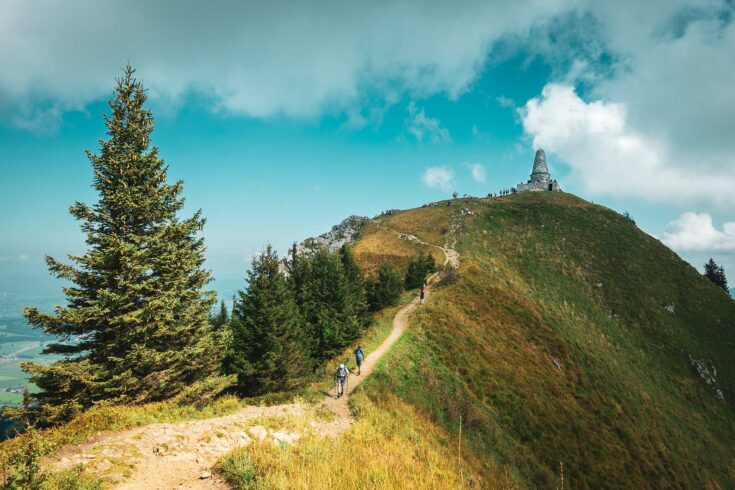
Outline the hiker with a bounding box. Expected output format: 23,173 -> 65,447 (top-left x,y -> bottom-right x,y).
419,283 -> 426,304
335,363 -> 350,398
354,345 -> 365,375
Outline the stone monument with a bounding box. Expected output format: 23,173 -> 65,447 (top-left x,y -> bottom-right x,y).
516,149 -> 561,192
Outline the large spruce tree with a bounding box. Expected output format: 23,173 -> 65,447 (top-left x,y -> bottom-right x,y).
20,66 -> 226,425
300,247 -> 361,361
229,246 -> 307,395
339,245 -> 370,327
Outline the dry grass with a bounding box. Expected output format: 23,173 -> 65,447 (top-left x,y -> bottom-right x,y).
353,223 -> 440,276
379,206 -> 452,246
217,391 -> 488,489
0,396 -> 246,481
358,191 -> 735,488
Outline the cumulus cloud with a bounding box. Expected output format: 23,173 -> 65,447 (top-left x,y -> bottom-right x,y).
588,1 -> 735,171
422,166 -> 454,192
466,163 -> 487,183
520,84 -> 735,207
661,213 -> 735,252
0,0 -> 573,129
406,102 -> 451,143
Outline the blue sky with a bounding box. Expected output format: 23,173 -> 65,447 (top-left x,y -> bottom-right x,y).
1,0 -> 734,300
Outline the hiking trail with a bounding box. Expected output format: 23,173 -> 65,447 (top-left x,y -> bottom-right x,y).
50,230 -> 458,489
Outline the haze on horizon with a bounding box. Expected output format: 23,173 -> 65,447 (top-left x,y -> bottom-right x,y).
1,0 -> 734,291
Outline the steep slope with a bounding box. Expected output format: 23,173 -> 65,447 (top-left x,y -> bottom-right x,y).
354,192 -> 735,489
4,192 -> 733,489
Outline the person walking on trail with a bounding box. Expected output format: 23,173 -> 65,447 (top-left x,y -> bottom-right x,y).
335,363 -> 350,398
419,283 -> 426,304
354,345 -> 365,375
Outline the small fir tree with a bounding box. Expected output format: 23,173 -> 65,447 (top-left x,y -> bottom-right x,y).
210,299 -> 229,328
405,252 -> 431,289
367,264 -> 402,311
339,245 -> 370,327
19,66 -> 226,425
704,258 -> 729,293
426,251 -> 438,273
229,246 -> 308,395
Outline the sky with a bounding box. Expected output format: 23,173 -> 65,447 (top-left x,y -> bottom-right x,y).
1,0 -> 734,301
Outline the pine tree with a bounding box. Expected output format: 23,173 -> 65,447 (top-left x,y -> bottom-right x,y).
286,242 -> 309,308
19,66 -> 227,425
229,246 -> 307,395
367,264 -> 402,311
301,247 -> 361,361
704,258 -> 729,293
210,299 -> 229,328
426,251 -> 437,273
405,252 -> 430,289
339,245 -> 370,327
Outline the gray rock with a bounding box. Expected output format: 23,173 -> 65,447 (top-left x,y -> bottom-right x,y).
249,425 -> 268,442
297,215 -> 368,255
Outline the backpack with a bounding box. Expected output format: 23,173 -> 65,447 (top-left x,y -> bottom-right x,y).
337,366 -> 348,378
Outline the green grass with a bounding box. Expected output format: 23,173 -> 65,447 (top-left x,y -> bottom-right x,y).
354,192 -> 735,489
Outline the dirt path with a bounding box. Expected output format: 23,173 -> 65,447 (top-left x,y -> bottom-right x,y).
52,233 -> 458,490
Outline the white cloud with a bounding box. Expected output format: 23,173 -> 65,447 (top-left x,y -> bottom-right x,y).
422,166 -> 454,192
0,253 -> 29,262
406,102 -> 451,143
520,84 -> 735,208
0,0 -> 573,129
661,212 -> 735,252
466,163 -> 486,183
587,2 -> 735,172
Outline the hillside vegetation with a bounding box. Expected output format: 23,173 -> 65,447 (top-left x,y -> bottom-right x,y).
3,191 -> 733,489
354,192 -> 735,488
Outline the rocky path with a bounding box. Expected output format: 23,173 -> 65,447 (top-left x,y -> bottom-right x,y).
52,233 -> 458,490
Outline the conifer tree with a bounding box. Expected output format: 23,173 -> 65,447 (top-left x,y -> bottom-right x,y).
426,251 -> 437,273
286,242 -> 309,308
301,248 -> 361,361
704,258 -> 729,293
210,299 -> 229,328
405,252 -> 430,289
19,66 -> 226,425
229,246 -> 307,395
339,245 -> 370,326
367,264 -> 402,311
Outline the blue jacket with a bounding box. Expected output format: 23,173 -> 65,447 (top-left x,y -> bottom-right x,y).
354,347 -> 365,361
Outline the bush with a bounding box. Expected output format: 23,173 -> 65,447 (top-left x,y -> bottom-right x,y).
437,264 -> 459,286
367,264 -> 402,311
404,252 -> 437,290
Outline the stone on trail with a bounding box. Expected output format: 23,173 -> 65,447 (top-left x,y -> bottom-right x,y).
272,431 -> 300,445
249,425 -> 268,442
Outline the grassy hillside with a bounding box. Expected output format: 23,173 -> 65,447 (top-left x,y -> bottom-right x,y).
354,192 -> 735,489
3,192 -> 733,489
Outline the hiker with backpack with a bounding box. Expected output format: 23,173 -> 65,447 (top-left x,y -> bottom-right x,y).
335,363 -> 350,398
419,283 -> 426,304
354,345 -> 365,375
